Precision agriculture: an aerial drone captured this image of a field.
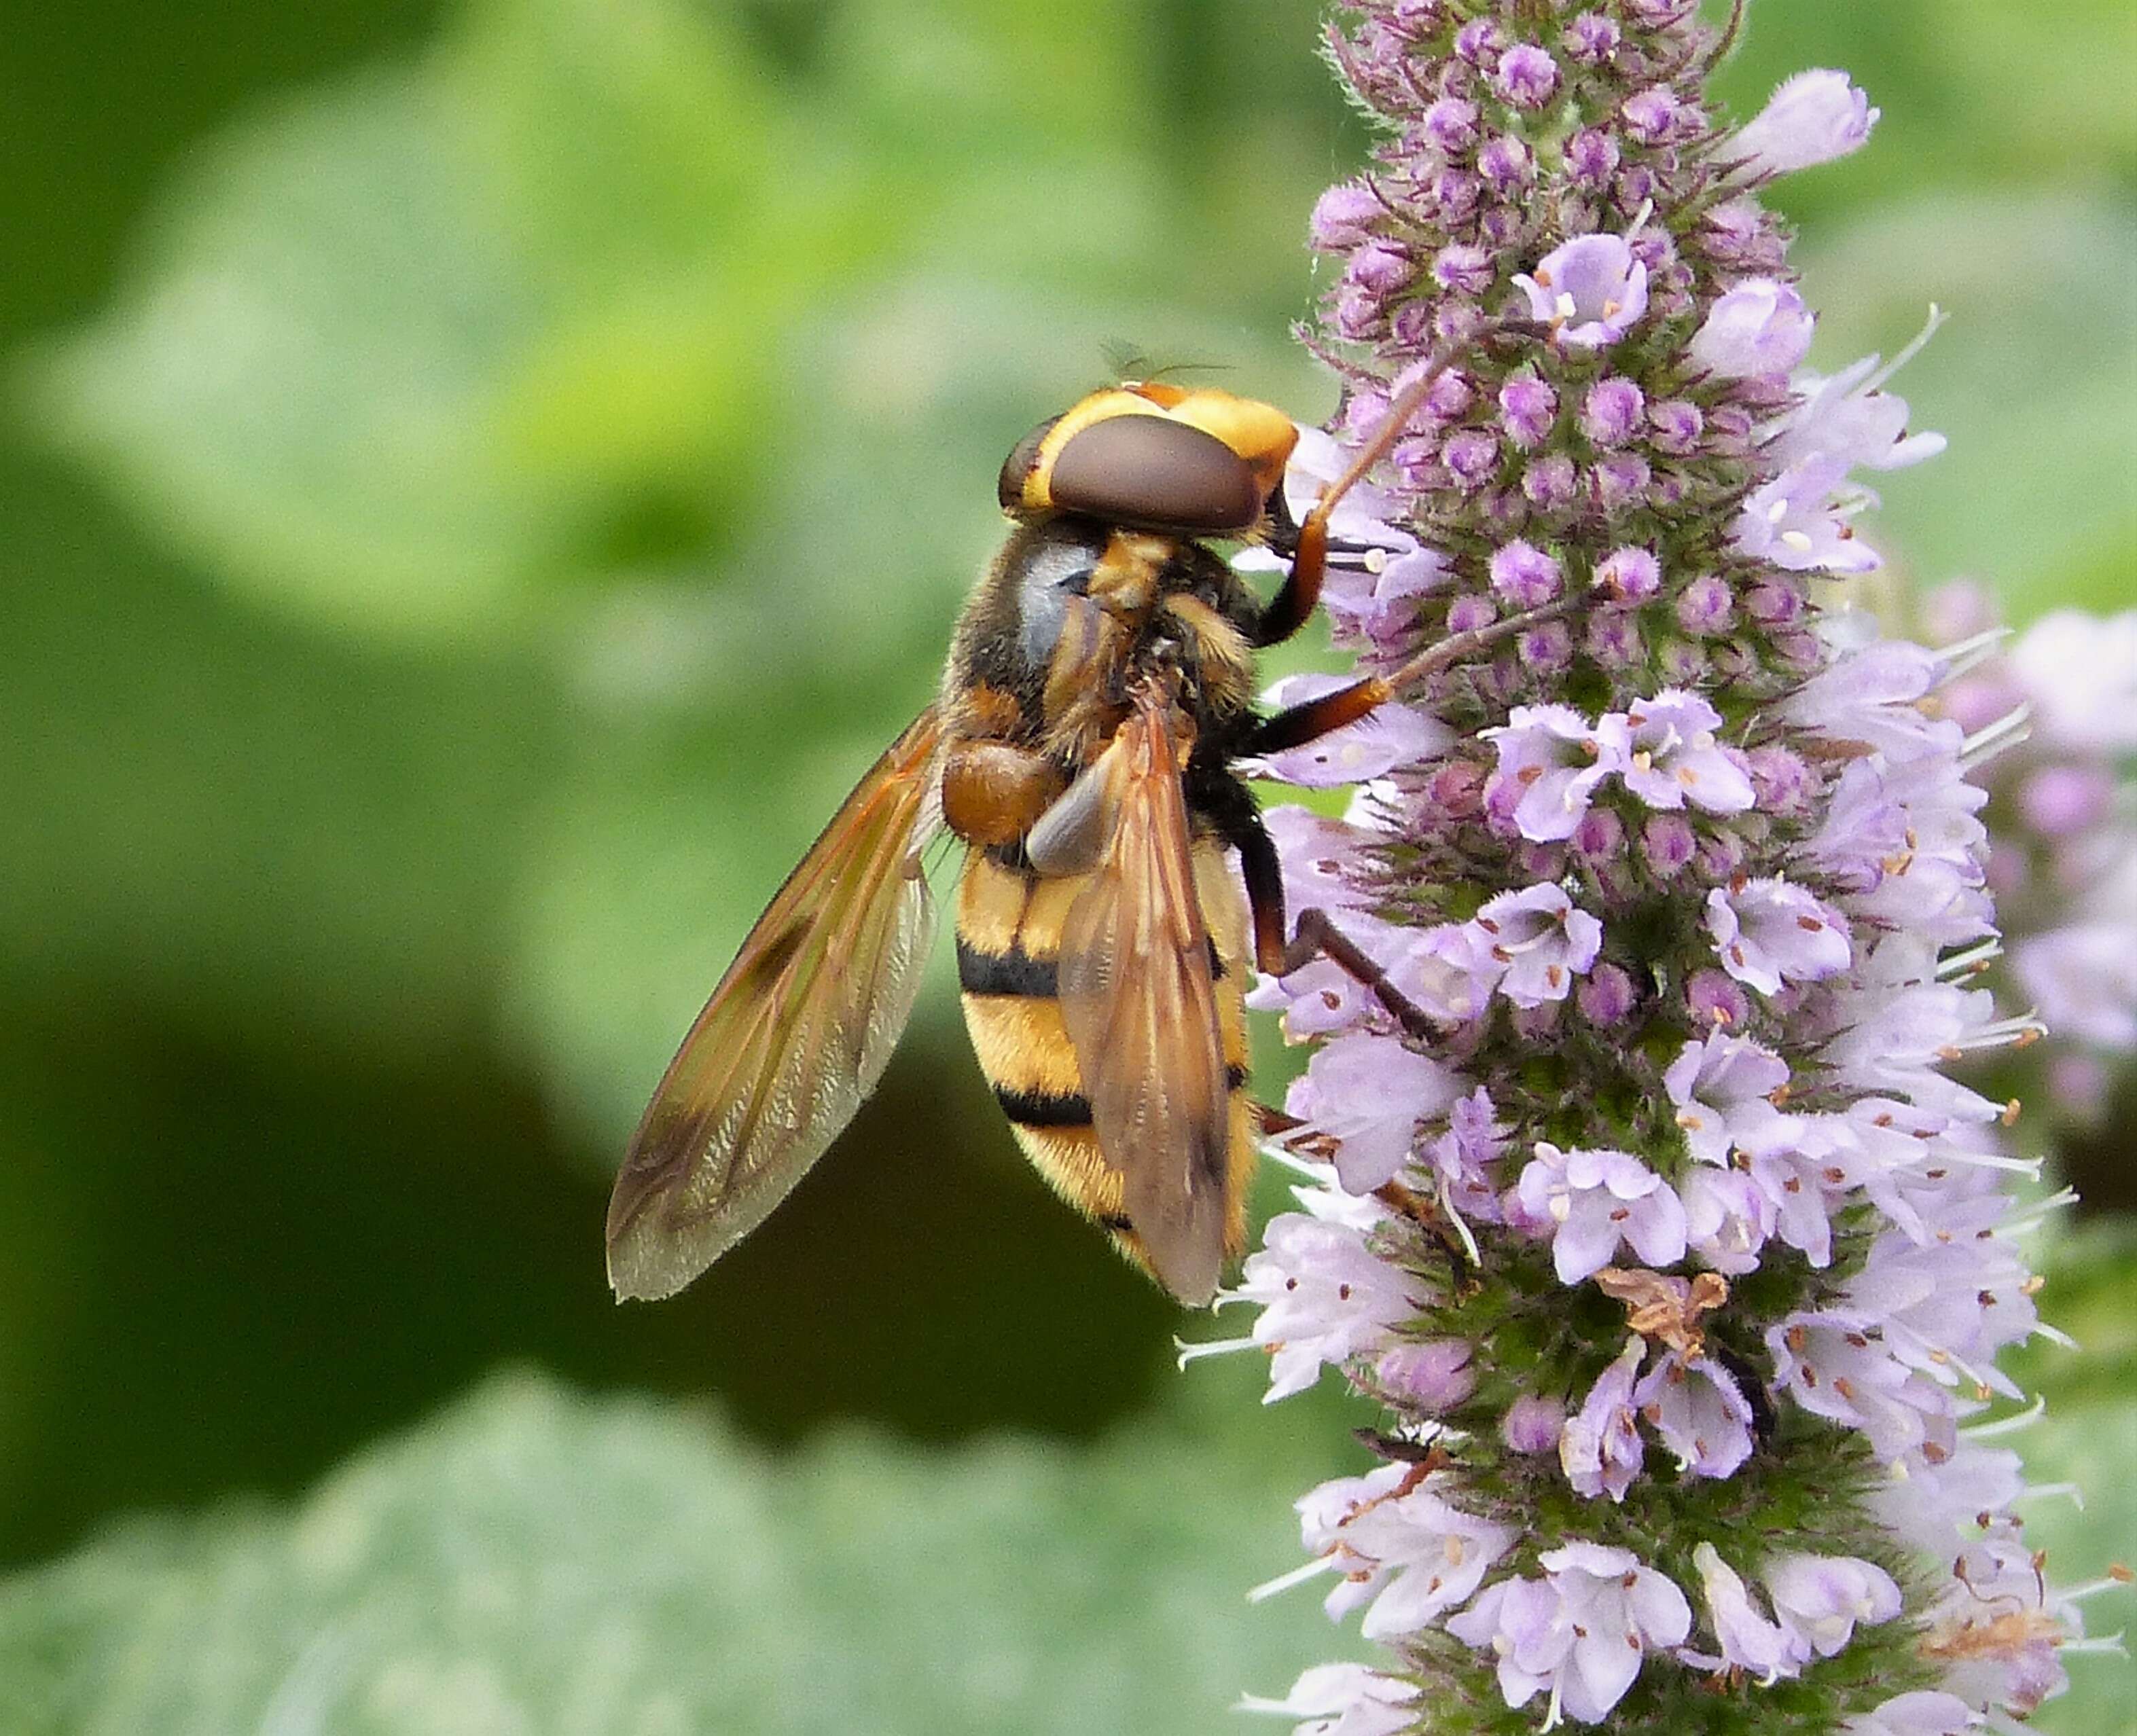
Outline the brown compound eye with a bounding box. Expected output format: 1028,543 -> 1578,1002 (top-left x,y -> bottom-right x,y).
1045,414 -> 1263,534
998,416 -> 1062,513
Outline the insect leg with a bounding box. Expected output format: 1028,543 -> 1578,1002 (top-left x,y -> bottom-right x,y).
1250,591 -> 1583,761
1201,772 -> 1435,1043
1253,317 -> 1545,650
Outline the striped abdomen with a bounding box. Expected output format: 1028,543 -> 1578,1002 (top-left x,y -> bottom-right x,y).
955,846 -> 1256,1281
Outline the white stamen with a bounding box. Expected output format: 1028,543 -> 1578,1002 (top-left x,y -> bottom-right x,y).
1175,1334 -> 1257,1370
1260,1141 -> 1334,1182
2015,1481 -> 2084,1510
1931,1144 -> 2043,1180
1962,1395 -> 2046,1439
1439,1191 -> 1483,1266
2000,1187 -> 2080,1238
1939,938 -> 2005,979
1861,303 -> 1949,397
1555,291 -> 1578,321
1246,1554 -> 1342,1603
1962,704 -> 2032,769
1779,529 -> 1816,554
1932,624 -> 2014,685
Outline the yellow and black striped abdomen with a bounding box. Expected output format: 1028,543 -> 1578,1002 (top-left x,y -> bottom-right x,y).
955,846 -> 1256,1284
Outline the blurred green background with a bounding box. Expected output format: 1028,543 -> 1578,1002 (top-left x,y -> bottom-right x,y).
0,1 -> 2130,1729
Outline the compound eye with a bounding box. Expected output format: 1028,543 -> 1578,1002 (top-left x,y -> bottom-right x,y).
1046,414 -> 1262,534
998,416 -> 1062,513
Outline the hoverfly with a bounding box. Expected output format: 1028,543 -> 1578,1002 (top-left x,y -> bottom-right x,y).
605,357 -> 1552,1306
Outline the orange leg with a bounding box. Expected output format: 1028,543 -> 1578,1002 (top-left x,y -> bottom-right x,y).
1253,315 -> 1545,650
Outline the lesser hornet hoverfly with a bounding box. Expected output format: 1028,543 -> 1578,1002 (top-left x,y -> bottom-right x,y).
606,358 -> 1557,1305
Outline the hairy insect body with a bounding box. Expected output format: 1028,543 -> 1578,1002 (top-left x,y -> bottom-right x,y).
603,378 -> 1424,1309
941,518 -> 1264,1286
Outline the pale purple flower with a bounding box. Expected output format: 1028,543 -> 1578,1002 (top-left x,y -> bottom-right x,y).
1691,1543 -> 1795,1684
1419,96 -> 1481,155
1449,1542 -> 1690,1724
1284,1030 -> 1470,1193
1562,13 -> 1620,66
1503,1392 -> 1565,1454
1482,705 -> 1627,842
1731,455 -> 1882,573
2015,915 -> 2137,1049
1767,1310 -> 1958,1462
1617,689 -> 1755,814
1763,1553 -> 1904,1661
1382,919 -> 1503,1025
1620,84 -> 1689,145
1494,43 -> 1560,109
1514,1144 -> 1687,1283
1422,1087 -> 1507,1222
1254,672 -> 1451,785
1579,377 -> 1644,447
1844,1692 -> 1983,1736
1262,803 -> 1380,916
1595,544 -> 1660,602
1488,539 -> 1562,607
1704,876 -> 1852,995
1310,182 -> 1383,249
1231,1185 -> 1413,1400
1664,1032 -> 1790,1164
1238,429 -> 1448,644
1238,1663 -> 1420,1736
1730,69 -> 1879,177
1634,1351 -> 1757,1480
1317,1468 -> 1518,1640
1465,882 -> 1603,1007
1770,336 -> 1947,475
1497,374 -> 1558,448
2007,607 -> 2137,754
1689,278 -> 1815,380
1513,233 -> 1649,350
1679,1164 -> 1775,1275
1558,1334 -> 1647,1500
1374,1339 -> 1477,1412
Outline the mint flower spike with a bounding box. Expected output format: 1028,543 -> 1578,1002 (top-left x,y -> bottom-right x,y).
1189,3 -> 2130,1732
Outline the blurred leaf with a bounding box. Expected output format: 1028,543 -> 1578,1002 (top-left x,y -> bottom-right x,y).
0,1368 -> 1363,1735
28,0 -> 1346,647
0,450 -> 556,1059
29,0 -> 903,640
1799,190 -> 2137,621
1706,0 -> 2137,224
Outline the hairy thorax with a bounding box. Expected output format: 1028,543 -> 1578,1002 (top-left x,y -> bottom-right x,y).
937,518 -> 1261,849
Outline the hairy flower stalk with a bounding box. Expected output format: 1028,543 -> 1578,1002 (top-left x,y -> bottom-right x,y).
1195,5 -> 2128,1731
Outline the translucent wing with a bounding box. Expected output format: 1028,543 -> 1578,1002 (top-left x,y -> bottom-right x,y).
1056,693 -> 1232,1304
606,709 -> 945,1301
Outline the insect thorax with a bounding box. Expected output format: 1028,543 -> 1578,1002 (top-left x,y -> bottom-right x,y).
943,516 -> 1262,774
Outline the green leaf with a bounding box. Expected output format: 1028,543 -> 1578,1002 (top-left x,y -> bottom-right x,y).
0,1369 -> 1360,1735
29,0 -> 901,641
0,450 -> 556,1059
